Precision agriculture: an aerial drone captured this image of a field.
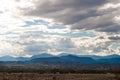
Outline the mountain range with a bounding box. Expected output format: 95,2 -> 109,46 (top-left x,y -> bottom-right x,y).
0,53 -> 120,65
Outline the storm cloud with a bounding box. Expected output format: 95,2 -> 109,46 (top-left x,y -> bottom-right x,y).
19,0 -> 120,33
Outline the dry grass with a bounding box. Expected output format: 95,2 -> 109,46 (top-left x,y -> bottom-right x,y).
0,73 -> 119,80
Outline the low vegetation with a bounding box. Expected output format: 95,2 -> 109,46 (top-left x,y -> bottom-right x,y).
0,73 -> 119,80
0,67 -> 119,80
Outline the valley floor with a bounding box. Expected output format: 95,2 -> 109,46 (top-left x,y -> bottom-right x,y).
0,73 -> 119,80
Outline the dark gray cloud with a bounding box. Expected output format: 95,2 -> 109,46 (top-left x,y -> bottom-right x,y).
19,0 -> 120,33
18,0 -> 120,33
109,36 -> 120,40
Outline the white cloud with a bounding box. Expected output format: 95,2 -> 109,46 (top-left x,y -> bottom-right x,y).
0,39 -> 24,57
99,3 -> 120,10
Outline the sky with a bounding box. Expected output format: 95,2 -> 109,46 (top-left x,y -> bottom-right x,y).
0,0 -> 120,57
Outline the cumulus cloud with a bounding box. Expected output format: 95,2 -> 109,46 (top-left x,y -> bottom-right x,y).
0,38 -> 24,57
18,0 -> 120,33
18,35 -> 75,55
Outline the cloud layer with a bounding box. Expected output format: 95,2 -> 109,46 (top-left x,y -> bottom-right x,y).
19,0 -> 120,33
0,0 -> 119,57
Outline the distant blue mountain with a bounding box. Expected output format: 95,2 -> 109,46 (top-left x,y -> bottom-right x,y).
60,55 -> 96,64
31,53 -> 54,59
0,53 -> 54,61
78,55 -> 102,59
57,53 -> 71,56
0,56 -> 29,61
0,54 -> 120,65
101,54 -> 120,59
16,57 -> 30,61
30,54 -> 96,64
0,56 -> 17,61
78,54 -> 120,60
98,57 -> 120,64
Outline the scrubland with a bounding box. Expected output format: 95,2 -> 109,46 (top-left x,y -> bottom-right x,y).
0,73 -> 119,80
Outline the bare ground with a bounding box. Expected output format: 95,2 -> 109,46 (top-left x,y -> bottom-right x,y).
0,73 -> 119,80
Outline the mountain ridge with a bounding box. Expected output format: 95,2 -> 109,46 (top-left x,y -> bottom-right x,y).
0,53 -> 120,65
